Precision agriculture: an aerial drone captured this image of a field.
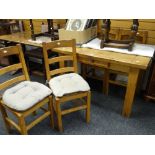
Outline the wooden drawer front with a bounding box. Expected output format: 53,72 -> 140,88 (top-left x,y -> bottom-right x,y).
110,64 -> 130,73
79,56 -> 109,68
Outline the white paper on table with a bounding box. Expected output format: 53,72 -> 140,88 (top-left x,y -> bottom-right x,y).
82,38 -> 155,57
28,36 -> 52,44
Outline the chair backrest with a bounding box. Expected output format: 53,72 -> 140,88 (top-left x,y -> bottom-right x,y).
42,39 -> 77,81
0,44 -> 29,91
118,29 -> 148,44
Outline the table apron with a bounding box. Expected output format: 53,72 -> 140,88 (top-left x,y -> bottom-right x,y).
78,55 -> 130,73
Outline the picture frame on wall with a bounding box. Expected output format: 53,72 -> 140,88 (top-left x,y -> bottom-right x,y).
66,19 -> 88,31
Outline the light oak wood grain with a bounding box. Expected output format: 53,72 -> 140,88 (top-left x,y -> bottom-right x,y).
42,39 -> 91,132
0,45 -> 54,135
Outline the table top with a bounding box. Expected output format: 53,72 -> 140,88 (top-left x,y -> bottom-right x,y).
0,32 -> 152,70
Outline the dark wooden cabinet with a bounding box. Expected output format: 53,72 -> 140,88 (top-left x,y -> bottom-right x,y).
145,53 -> 155,101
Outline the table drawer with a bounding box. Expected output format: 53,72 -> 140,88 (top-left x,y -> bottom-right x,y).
110,64 -> 130,73
79,55 -> 109,68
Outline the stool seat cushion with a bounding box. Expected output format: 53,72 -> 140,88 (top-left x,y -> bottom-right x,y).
2,81 -> 52,111
49,73 -> 90,97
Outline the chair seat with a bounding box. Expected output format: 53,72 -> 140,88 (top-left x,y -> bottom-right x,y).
49,73 -> 90,97
2,81 -> 52,111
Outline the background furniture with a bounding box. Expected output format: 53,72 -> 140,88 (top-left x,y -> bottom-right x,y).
25,19 -> 63,77
0,20 -> 24,66
97,19 -> 155,45
100,19 -> 139,51
0,20 -> 22,35
145,52 -> 155,101
0,44 -> 54,135
29,19 -> 59,41
43,39 -> 91,132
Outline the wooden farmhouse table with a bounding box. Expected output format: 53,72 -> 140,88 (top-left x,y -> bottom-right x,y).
0,32 -> 152,117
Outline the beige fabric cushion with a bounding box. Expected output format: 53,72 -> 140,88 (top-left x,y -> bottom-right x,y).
49,73 -> 90,97
2,81 -> 52,111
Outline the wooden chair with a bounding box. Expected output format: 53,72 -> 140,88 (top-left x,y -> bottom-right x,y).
0,44 -> 54,135
42,39 -> 91,132
108,30 -> 148,89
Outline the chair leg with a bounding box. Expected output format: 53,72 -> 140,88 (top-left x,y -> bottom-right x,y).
25,56 -> 31,75
86,91 -> 91,123
18,115 -> 27,135
55,99 -> 63,132
48,96 -> 54,129
42,59 -> 47,80
81,63 -> 87,79
0,104 -> 11,133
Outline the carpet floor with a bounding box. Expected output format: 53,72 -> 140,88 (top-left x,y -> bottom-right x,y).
0,73 -> 155,135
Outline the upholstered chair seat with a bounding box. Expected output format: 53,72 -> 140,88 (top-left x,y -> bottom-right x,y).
2,81 -> 52,111
49,73 -> 90,97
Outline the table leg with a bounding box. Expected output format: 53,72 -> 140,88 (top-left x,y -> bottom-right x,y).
122,67 -> 140,117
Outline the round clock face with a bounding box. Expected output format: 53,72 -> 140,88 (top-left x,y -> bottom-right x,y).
71,19 -> 82,31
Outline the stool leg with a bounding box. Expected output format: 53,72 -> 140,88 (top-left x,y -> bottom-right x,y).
48,96 -> 54,129
55,99 -> 63,132
18,115 -> 27,135
0,104 -> 11,133
86,91 -> 91,123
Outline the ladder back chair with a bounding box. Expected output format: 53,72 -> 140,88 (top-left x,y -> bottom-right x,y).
42,39 -> 91,132
108,30 -> 148,91
0,44 -> 54,135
